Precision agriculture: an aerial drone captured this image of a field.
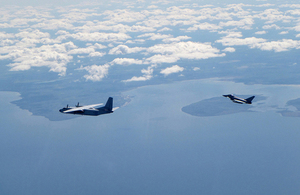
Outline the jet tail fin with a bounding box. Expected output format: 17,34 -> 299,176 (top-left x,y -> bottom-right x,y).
104,97 -> 113,111
245,96 -> 255,104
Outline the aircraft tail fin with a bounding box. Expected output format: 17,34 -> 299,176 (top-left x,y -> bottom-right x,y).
104,97 -> 113,111
245,96 -> 255,104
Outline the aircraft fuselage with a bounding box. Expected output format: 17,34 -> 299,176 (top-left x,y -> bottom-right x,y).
59,97 -> 114,116
59,107 -> 113,116
223,94 -> 255,104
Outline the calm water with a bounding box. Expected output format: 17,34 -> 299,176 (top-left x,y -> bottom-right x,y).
1,79 -> 300,195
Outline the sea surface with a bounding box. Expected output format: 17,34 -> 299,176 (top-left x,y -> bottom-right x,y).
1,79 -> 300,195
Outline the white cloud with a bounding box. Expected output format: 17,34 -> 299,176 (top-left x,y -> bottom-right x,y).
123,75 -> 150,82
123,65 -> 155,82
138,33 -> 191,43
93,43 -> 107,49
68,47 -> 95,55
280,4 -> 300,8
254,39 -> 300,52
146,41 -> 225,64
5,42 -> 77,76
219,18 -> 254,29
217,37 -> 300,52
262,24 -> 281,30
146,54 -> 179,64
218,30 -> 243,38
0,32 -> 15,39
286,9 -> 300,16
9,64 -> 31,71
80,64 -> 110,81
148,5 -> 158,9
292,24 -> 300,32
279,31 -> 289,35
158,27 -> 172,32
193,67 -> 200,71
138,33 -> 172,40
111,58 -> 143,65
108,45 -> 145,55
187,22 -> 222,31
216,37 -> 267,47
103,9 -> 146,23
2,2 -> 300,80
59,32 -> 131,42
160,65 -> 184,76
255,31 -> 267,35
88,52 -> 106,57
162,35 -> 191,43
125,39 -> 146,44
255,3 -> 274,7
31,19 -> 74,30
14,29 -> 61,45
254,8 -> 294,23
0,39 -> 15,46
60,9 -> 101,21
75,22 -> 156,33
141,65 -> 155,75
136,15 -> 172,28
223,47 -> 236,52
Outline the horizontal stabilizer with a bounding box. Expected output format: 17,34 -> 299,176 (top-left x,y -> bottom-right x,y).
112,107 -> 119,111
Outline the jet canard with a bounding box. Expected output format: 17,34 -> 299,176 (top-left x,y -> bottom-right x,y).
223,94 -> 255,104
59,97 -> 116,116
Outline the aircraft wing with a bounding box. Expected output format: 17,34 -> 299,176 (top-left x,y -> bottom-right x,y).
86,103 -> 103,108
232,99 -> 244,104
63,103 -> 103,113
63,107 -> 85,113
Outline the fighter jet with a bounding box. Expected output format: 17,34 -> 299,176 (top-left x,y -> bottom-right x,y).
223,94 -> 255,104
59,97 -> 116,116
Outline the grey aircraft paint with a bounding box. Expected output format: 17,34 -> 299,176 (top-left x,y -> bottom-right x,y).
223,94 -> 255,104
59,97 -> 114,116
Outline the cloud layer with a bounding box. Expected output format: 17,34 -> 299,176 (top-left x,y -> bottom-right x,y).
1,2 -> 300,81
160,65 -> 184,76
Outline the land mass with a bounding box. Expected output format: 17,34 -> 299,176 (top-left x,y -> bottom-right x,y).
279,98 -> 300,117
182,95 -> 265,117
